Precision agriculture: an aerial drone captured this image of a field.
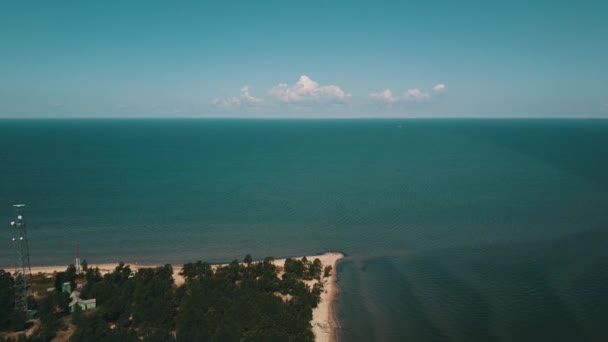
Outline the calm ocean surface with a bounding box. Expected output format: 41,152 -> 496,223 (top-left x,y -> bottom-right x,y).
1,119 -> 607,341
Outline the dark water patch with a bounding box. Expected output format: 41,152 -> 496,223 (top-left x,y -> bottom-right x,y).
337,228 -> 608,341
337,257 -> 449,342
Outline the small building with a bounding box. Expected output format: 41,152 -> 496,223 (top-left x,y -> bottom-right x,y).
69,291 -> 96,312
62,282 -> 72,294
71,298 -> 96,312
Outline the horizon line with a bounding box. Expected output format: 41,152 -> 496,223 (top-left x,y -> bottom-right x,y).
1,116 -> 608,120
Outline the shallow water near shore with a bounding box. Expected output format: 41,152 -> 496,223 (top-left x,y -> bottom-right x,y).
1,119 -> 607,341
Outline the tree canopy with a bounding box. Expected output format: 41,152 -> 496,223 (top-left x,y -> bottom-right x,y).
1,255 -> 326,342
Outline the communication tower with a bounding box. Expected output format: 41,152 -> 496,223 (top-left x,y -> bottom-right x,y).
9,204 -> 32,313
75,240 -> 81,273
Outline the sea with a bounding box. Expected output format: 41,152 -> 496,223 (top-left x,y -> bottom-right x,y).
1,119 -> 607,341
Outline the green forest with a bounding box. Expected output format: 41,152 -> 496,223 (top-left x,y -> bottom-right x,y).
0,255 -> 332,342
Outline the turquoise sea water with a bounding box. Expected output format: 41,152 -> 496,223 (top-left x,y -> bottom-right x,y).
1,119 -> 607,341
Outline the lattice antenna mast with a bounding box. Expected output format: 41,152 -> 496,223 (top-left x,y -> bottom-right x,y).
10,204 -> 32,313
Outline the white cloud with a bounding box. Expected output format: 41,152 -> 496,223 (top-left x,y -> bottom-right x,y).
370,89 -> 399,104
404,88 -> 430,101
370,85 -> 441,105
239,86 -> 263,105
268,75 -> 351,104
213,77 -> 444,111
433,83 -> 446,92
212,86 -> 263,108
212,97 -> 239,107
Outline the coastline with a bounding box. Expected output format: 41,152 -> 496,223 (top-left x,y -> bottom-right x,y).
22,252 -> 344,341
298,252 -> 343,342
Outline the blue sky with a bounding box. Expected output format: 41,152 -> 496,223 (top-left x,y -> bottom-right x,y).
0,1 -> 606,118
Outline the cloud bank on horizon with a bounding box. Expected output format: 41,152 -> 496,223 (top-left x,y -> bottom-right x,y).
212,87 -> 263,108
214,75 -> 446,110
369,84 -> 445,106
269,75 -> 350,104
213,75 -> 352,107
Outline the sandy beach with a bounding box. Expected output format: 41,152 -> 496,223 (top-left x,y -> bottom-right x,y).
303,252 -> 343,342
23,252 -> 344,342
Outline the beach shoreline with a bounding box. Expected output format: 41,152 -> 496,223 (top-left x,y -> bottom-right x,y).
20,252 -> 344,342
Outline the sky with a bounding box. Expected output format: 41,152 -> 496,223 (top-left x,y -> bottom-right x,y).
0,1 -> 607,118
